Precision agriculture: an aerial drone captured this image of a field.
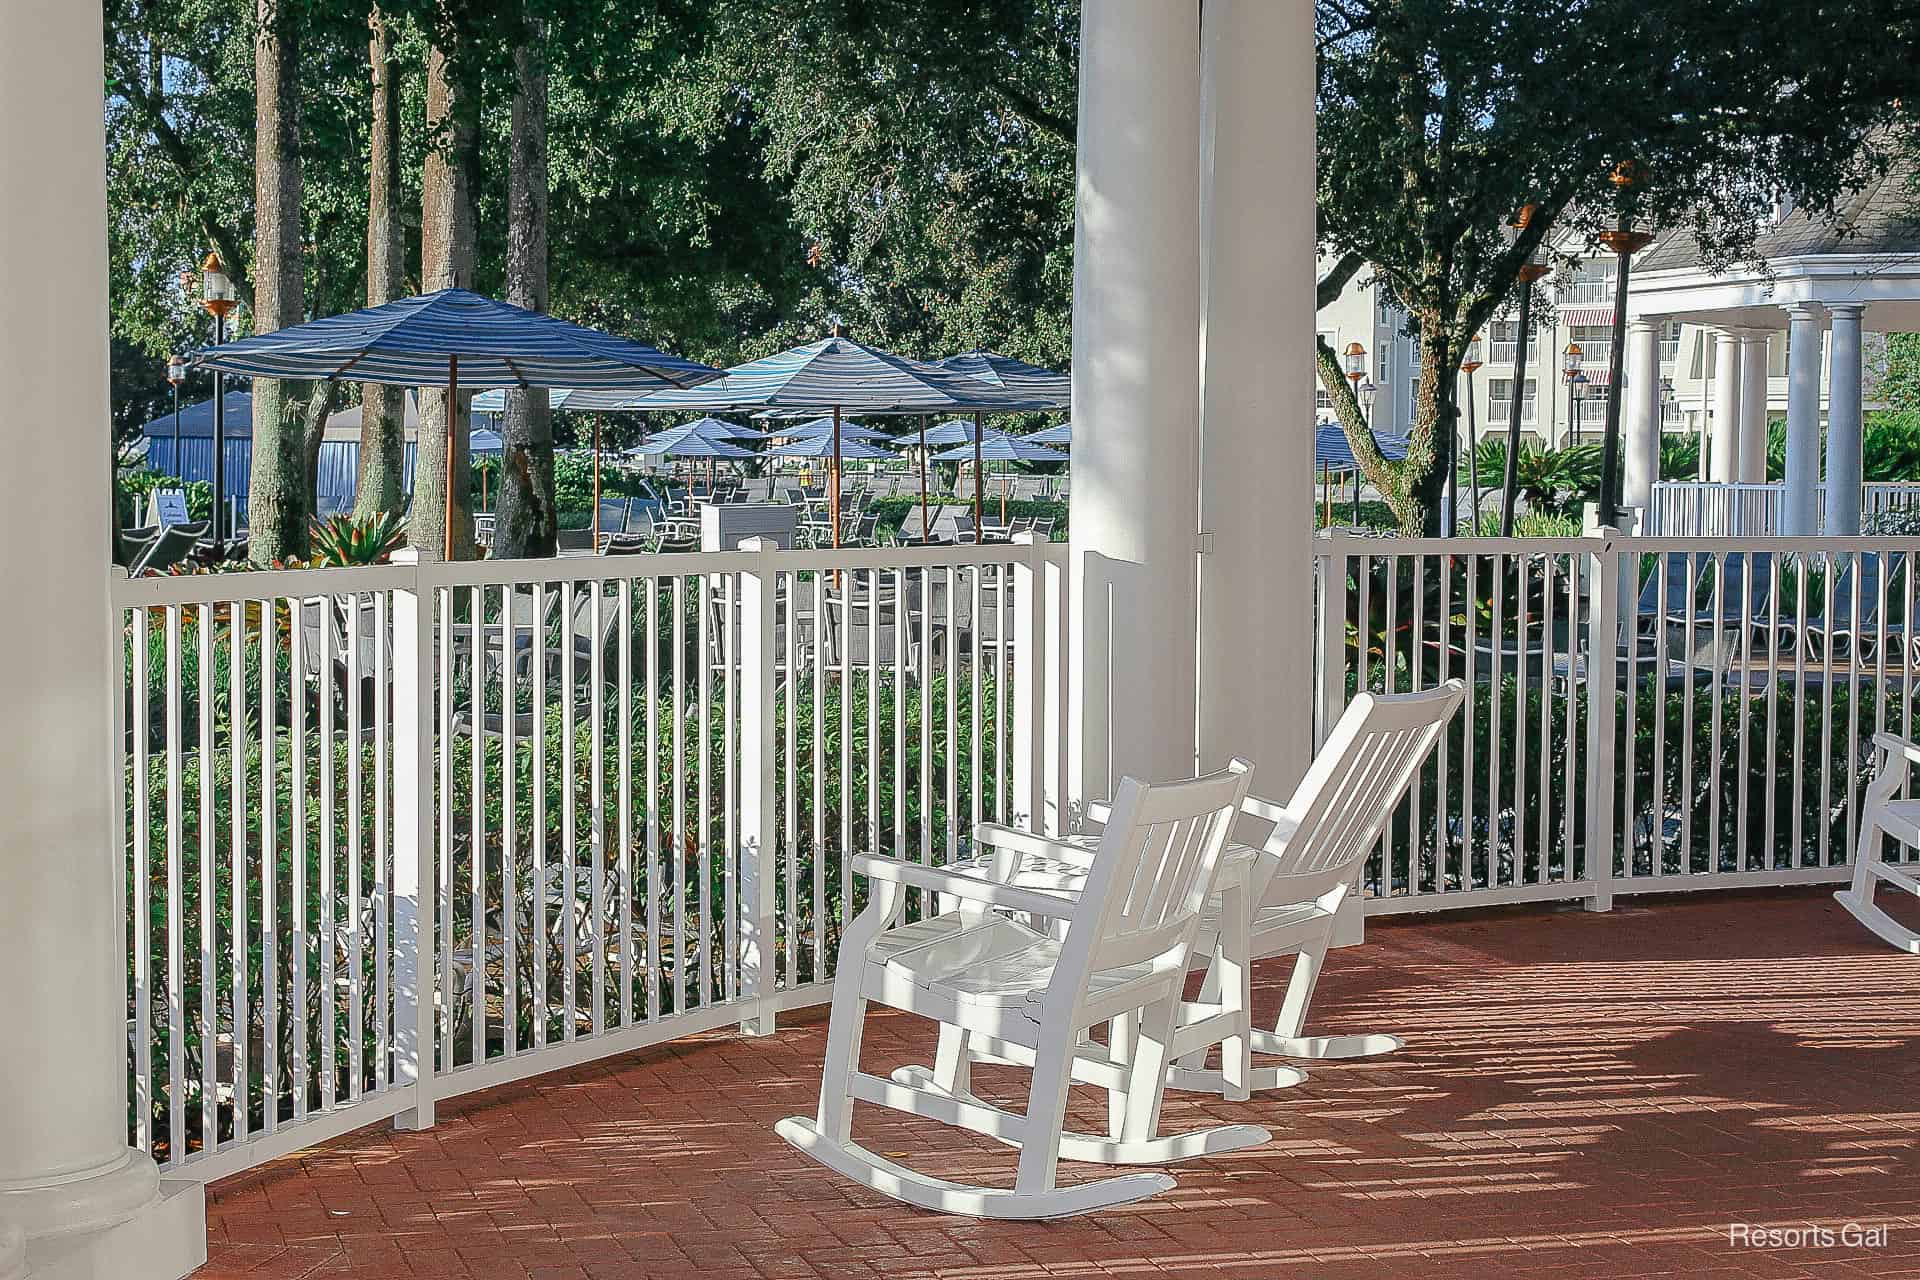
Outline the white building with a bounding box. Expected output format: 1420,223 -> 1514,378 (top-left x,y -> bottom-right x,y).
1319,166 -> 1917,484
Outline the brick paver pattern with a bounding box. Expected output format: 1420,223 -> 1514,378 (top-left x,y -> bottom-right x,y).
195,889 -> 1920,1279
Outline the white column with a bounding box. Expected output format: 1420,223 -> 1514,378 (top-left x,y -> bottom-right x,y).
1709,329 -> 1743,483
0,3 -> 203,1277
1824,304 -> 1866,534
1621,318 -> 1662,516
1069,0 -> 1204,796
1737,331 -> 1771,484
1195,0 -> 1313,790
1783,302 -> 1828,536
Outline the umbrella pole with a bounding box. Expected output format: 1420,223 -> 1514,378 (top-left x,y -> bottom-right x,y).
444,355 -> 458,560
1001,464 -> 1008,526
831,405 -> 842,549
973,411 -> 984,535
593,419 -> 603,546
917,415 -> 930,541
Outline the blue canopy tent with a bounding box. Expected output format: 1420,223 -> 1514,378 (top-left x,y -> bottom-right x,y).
137,389 -> 477,519
577,336 -> 1050,546
1315,424 -> 1409,526
192,288 -> 719,555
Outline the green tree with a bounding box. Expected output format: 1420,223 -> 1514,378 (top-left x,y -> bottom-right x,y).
1315,0 -> 1916,534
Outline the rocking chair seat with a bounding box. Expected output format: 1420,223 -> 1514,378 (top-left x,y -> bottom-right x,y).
873,914 -> 1161,1012
1872,798 -> 1920,848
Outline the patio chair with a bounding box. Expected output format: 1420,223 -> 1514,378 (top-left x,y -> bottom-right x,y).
1836,732 -> 1920,953
129,522 -> 204,575
776,760 -> 1265,1219
1802,550 -> 1909,666
115,526 -> 159,571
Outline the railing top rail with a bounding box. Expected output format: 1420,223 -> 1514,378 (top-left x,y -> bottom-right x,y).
414,538 -> 1051,590
1315,532 -> 1608,556
1614,533 -> 1920,553
110,538 -> 1068,603
110,561 -> 417,607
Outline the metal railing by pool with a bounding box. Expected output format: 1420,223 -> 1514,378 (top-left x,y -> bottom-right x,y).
1315,531 -> 1920,914
114,537 -> 1072,1181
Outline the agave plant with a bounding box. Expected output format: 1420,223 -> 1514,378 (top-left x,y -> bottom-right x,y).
308,512 -> 407,567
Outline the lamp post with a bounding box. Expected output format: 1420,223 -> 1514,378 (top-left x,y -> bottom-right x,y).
164,353 -> 186,484
1597,160 -> 1656,526
1459,333 -> 1483,535
1501,204 -> 1549,535
1354,377 -> 1377,519
200,252 -> 238,554
1561,342 -> 1584,446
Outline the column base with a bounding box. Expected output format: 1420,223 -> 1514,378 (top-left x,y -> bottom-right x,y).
18,1181 -> 203,1280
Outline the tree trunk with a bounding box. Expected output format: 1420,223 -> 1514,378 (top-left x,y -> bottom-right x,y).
246,0 -> 315,565
1405,331 -> 1459,537
355,8 -> 408,524
495,25 -> 557,560
410,42 -> 478,561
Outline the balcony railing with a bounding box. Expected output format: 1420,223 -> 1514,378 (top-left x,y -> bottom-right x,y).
115,539 -> 1072,1180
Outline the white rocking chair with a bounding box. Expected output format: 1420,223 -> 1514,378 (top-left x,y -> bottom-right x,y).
776,760 -> 1262,1219
1837,732 -> 1920,953
928,682 -> 1465,1110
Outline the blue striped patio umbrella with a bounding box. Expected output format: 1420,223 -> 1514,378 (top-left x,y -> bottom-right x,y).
621,417 -> 765,460
1026,420 -> 1072,446
932,435 -> 1068,525
933,350 -> 1071,409
773,416 -> 893,442
191,288 -> 719,555
575,336 -> 1049,546
921,418 -> 1008,446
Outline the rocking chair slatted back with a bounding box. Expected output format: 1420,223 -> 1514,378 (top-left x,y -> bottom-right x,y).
1072,759 -> 1254,975
1250,682 -> 1464,906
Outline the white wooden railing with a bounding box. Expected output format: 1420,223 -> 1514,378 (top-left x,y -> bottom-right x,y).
1646,481 -> 1920,536
1315,531 -> 1920,915
115,537 -> 1071,1181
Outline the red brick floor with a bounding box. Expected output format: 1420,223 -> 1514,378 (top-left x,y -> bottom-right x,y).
195,889 -> 1920,1280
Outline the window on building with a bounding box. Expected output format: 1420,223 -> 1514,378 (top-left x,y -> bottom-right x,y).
1568,324 -> 1613,369
1489,319 -> 1521,364
1489,377 -> 1537,424
1316,384 -> 1333,412
1562,259 -> 1617,305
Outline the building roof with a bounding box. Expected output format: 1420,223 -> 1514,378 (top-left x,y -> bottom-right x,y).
1638,162 -> 1920,273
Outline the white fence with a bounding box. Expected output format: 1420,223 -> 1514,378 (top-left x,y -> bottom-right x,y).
115,538 -> 1071,1181
1315,531 -> 1920,915
1646,481 -> 1920,536
122,526 -> 1920,1184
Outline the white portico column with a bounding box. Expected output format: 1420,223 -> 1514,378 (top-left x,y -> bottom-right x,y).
1824,304 -> 1867,535
1195,0 -> 1313,788
0,3 -> 204,1279
1737,331 -> 1771,484
1069,0 -> 1204,796
1709,329 -> 1743,484
1783,302 -> 1828,537
1621,318 -> 1662,516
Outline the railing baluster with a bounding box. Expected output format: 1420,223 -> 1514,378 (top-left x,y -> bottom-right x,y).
164,606 -> 184,1164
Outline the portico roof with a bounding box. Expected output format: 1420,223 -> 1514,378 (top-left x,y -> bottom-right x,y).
1626,159 -> 1920,329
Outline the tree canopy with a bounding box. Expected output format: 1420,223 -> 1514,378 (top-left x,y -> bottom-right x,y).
1314,0 -> 1918,532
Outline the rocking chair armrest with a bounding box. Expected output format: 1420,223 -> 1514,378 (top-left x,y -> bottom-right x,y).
850,854 -> 1081,920
971,823 -> 1097,872
1872,733 -> 1920,772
